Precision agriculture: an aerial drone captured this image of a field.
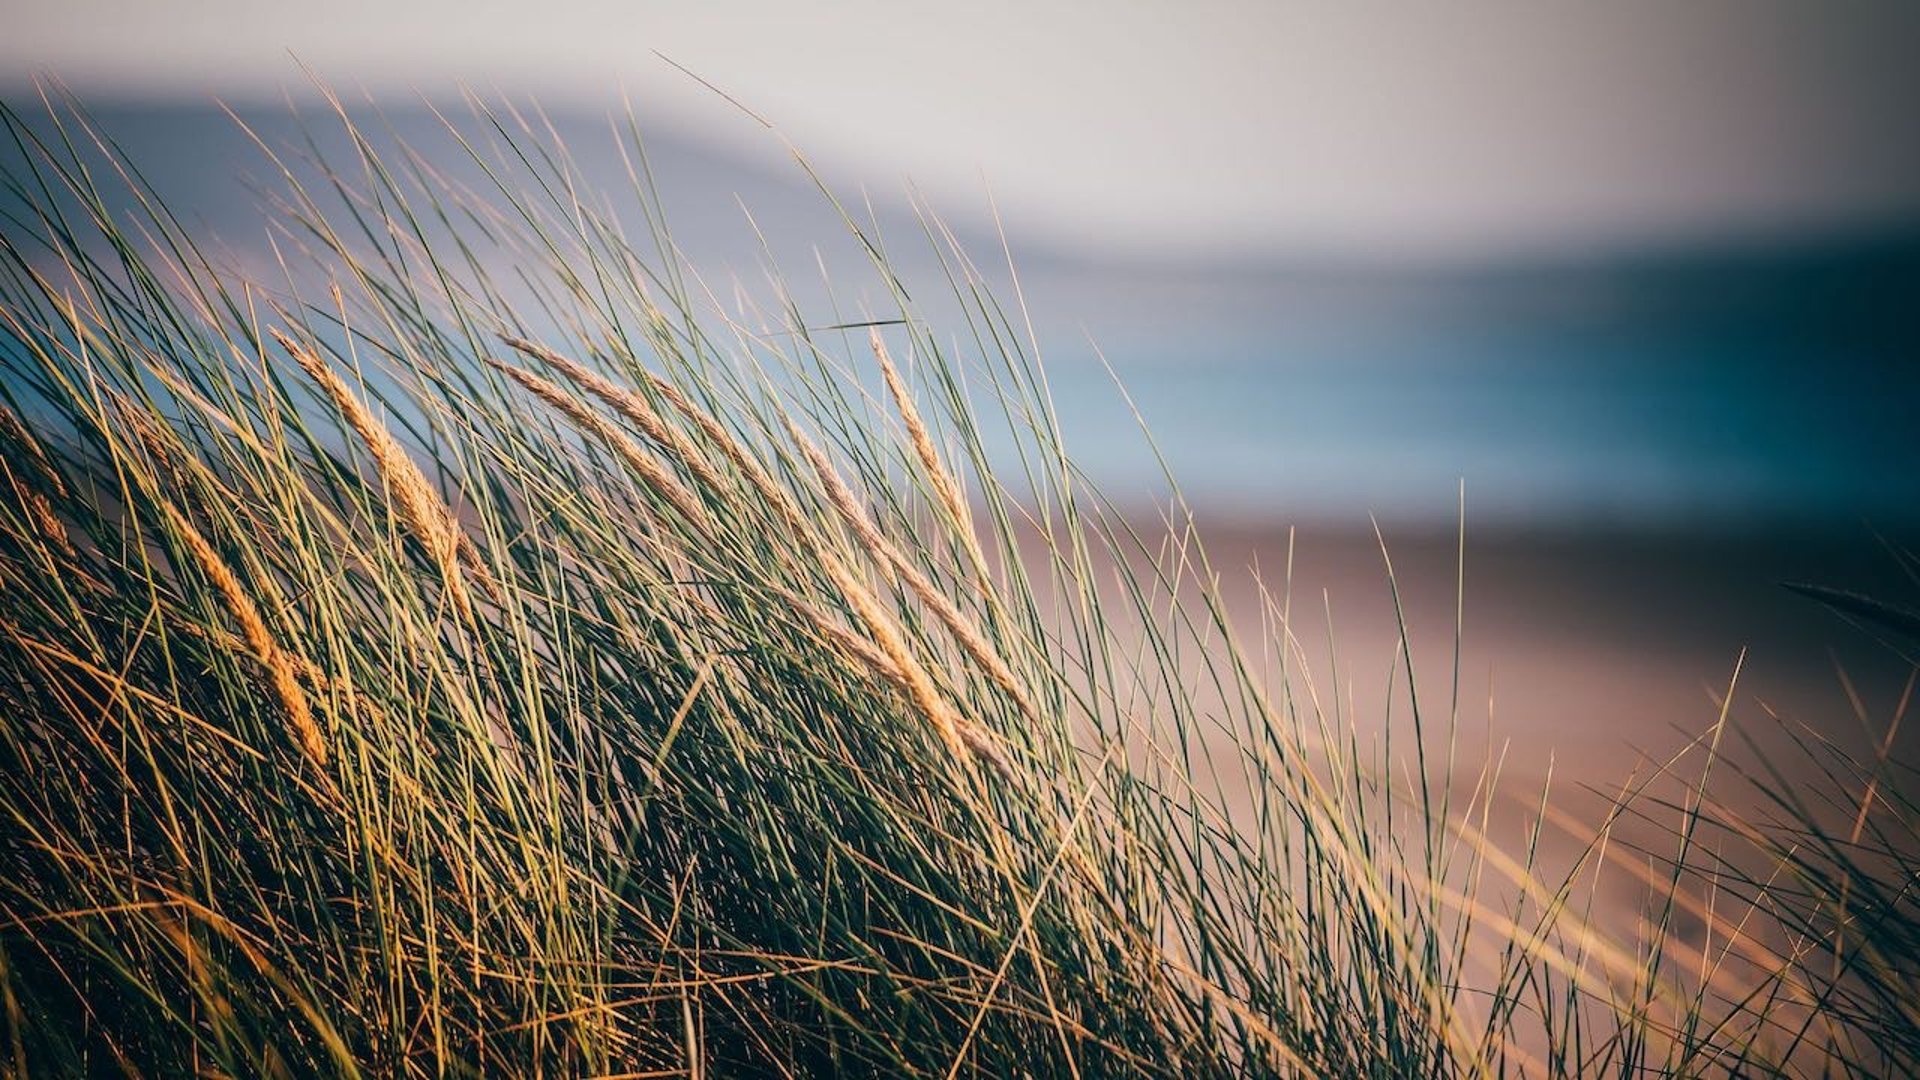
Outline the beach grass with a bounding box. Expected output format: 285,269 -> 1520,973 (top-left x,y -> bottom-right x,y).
0,90 -> 1914,1077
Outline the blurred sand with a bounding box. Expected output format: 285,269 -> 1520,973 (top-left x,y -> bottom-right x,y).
1109,513 -> 1918,794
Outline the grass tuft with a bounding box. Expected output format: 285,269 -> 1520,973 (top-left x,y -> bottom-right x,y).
0,90 -> 1913,1078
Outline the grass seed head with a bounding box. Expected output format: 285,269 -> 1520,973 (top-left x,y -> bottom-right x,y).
272,327 -> 483,620
162,502 -> 327,770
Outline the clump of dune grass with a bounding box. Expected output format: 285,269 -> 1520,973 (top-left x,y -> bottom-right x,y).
0,90 -> 1914,1078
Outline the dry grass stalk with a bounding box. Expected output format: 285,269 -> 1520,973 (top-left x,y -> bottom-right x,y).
21,488 -> 74,560
827,550 -> 977,767
803,607 -> 907,687
486,356 -> 710,529
871,331 -> 1025,689
786,418 -> 1038,727
164,611 -> 396,744
0,407 -> 65,498
781,422 -> 1014,774
161,502 -> 327,769
114,394 -> 176,469
756,578 -> 909,687
869,329 -> 975,543
498,335 -> 727,494
577,360 -> 1008,759
2,458 -> 76,560
631,367 -> 814,540
271,328 -> 487,619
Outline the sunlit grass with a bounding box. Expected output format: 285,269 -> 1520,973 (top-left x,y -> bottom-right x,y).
0,88 -> 1913,1077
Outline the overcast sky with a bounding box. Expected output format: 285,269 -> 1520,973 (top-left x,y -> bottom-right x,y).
5,2 -> 1919,262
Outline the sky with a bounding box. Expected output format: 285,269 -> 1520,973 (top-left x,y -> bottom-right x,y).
2,2 -> 1918,527
4,1 -> 1920,262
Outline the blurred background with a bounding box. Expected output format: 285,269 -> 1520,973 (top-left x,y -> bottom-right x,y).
5,1 -> 1918,781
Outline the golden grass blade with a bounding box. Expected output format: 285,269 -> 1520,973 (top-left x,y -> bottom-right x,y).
498,334 -> 726,495
0,407 -> 66,498
627,365 -> 815,542
870,328 -> 976,544
786,416 -> 1037,728
486,356 -> 710,529
160,502 -> 327,770
271,327 -> 488,619
741,439 -> 1013,777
